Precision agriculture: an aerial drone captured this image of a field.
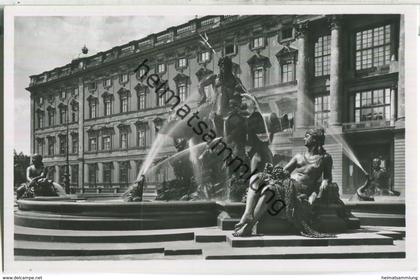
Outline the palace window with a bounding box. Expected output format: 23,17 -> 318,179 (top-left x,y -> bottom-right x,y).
89,137 -> 97,151
354,88 -> 391,122
356,25 -> 392,70
120,73 -> 129,84
137,126 -> 147,148
136,68 -> 147,81
204,85 -> 212,100
37,112 -> 44,129
281,59 -> 296,83
71,164 -> 78,185
253,67 -> 264,89
198,51 -> 210,63
59,106 -> 67,124
71,134 -> 78,154
88,164 -> 97,187
87,82 -> 96,91
48,138 -> 55,156
314,35 -> 331,77
103,162 -> 113,187
120,131 -> 128,149
157,63 -> 166,74
104,98 -> 112,116
252,37 -> 265,49
224,41 -> 236,56
280,27 -> 294,41
103,78 -> 112,88
48,109 -> 55,126
71,102 -> 79,122
102,135 -> 112,151
178,58 -> 187,68
59,135 -> 67,155
37,139 -> 44,155
121,95 -> 128,113
157,88 -> 166,107
61,90 -> 66,100
177,83 -> 187,103
314,95 -> 330,127
138,90 -> 146,110
119,161 -> 130,187
89,100 -> 97,119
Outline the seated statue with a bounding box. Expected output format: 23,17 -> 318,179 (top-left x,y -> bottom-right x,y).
234,128 -> 339,238
356,158 -> 400,201
16,154 -> 66,199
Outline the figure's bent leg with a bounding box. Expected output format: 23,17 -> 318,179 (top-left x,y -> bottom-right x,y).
235,187 -> 259,230
233,191 -> 272,237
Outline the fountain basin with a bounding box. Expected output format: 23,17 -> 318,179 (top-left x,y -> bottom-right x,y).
15,197 -> 218,231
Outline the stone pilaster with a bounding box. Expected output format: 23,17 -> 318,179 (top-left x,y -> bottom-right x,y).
396,14 -> 405,126
30,93 -> 35,155
329,16 -> 343,127
77,78 -> 85,191
295,21 -> 312,129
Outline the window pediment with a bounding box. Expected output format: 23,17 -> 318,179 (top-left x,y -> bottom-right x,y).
46,105 -> 56,112
135,120 -> 148,128
117,88 -> 131,97
134,83 -> 149,94
101,91 -> 114,100
276,46 -> 298,62
247,54 -> 271,69
195,68 -> 213,81
87,95 -> 98,103
173,73 -> 190,85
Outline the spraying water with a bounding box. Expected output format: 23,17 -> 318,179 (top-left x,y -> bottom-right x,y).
299,95 -> 368,175
141,141 -> 208,181
241,93 -> 271,144
325,126 -> 368,175
137,88 -> 203,181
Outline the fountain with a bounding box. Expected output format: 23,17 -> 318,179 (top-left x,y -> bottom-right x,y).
15,55 -> 368,233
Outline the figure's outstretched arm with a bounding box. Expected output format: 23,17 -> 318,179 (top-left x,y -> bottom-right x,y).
323,155 -> 333,183
283,155 -> 298,174
26,167 -> 32,183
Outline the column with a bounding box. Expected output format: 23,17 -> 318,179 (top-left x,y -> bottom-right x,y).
84,163 -> 89,186
30,93 -> 35,154
78,78 -> 85,192
329,16 -> 343,127
295,21 -> 312,128
397,14 -> 405,124
78,161 -> 84,193
113,161 -> 119,188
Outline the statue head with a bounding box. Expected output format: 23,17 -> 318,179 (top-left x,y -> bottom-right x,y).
304,127 -> 325,146
32,154 -> 43,165
304,127 -> 326,154
372,158 -> 381,169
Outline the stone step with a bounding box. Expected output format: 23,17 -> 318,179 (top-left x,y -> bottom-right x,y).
14,225 -> 196,243
226,232 -> 394,248
204,240 -> 405,259
14,240 -> 202,257
352,212 -> 405,227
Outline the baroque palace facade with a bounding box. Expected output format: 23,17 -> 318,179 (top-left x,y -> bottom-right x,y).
27,14 -> 405,198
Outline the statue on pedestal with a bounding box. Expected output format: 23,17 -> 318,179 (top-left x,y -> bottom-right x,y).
16,154 -> 66,199
234,128 -> 340,238
356,158 -> 400,201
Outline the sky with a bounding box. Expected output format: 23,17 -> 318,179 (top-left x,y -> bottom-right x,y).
14,15 -> 194,155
